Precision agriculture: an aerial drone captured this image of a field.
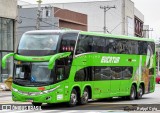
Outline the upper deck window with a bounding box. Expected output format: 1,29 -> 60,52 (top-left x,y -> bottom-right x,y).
60,33 -> 78,52
18,33 -> 59,51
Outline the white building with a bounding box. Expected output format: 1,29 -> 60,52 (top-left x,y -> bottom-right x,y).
53,0 -> 145,37
0,0 -> 17,82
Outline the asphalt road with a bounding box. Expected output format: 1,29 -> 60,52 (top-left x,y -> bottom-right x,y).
0,84 -> 160,112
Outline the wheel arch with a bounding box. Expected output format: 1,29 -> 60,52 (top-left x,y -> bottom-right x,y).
132,82 -> 137,92
139,82 -> 145,94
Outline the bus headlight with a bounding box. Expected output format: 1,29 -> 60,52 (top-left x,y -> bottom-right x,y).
12,87 -> 18,92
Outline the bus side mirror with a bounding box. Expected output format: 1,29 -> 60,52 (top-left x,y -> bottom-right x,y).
2,53 -> 15,69
48,52 -> 71,69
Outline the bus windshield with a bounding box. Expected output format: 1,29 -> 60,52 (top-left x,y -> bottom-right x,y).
14,62 -> 53,86
18,33 -> 59,50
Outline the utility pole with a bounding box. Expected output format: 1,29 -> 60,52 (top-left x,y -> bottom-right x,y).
143,28 -> 153,38
100,5 -> 116,33
36,0 -> 42,30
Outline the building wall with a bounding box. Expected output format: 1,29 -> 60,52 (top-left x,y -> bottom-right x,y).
124,0 -> 134,36
54,7 -> 87,31
134,7 -> 144,22
0,0 -> 17,19
54,0 -> 123,35
17,7 -> 59,42
134,7 -> 144,37
18,6 -> 87,41
54,0 -> 144,37
0,0 -> 17,82
143,25 -> 149,38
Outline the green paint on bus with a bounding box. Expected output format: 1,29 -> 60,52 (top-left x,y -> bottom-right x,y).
2,30 -> 156,106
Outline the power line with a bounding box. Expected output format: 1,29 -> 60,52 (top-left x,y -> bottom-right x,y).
19,16 -> 60,28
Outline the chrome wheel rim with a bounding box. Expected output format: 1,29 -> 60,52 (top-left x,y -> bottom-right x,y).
71,93 -> 77,105
131,88 -> 135,98
83,91 -> 89,102
139,87 -> 143,97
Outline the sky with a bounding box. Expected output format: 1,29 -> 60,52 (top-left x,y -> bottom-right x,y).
19,0 -> 160,40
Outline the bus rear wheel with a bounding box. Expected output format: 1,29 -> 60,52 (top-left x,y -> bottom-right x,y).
32,102 -> 42,106
79,88 -> 89,105
68,89 -> 77,107
128,85 -> 136,100
136,85 -> 143,99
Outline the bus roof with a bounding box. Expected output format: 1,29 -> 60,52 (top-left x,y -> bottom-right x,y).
80,31 -> 155,42
24,30 -> 154,42
24,30 -> 80,34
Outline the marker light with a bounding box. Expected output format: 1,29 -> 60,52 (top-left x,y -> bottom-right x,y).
37,87 -> 45,91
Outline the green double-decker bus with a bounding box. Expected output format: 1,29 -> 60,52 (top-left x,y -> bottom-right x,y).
2,30 -> 156,106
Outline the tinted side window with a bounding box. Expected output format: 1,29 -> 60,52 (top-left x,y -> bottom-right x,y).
74,66 -> 133,81
75,69 -> 85,81
76,35 -> 92,54
126,40 -> 139,54
55,66 -> 65,81
148,42 -> 155,54
139,41 -> 147,55
115,39 -> 127,54
60,33 -> 77,52
120,67 -> 133,79
111,67 -> 122,79
92,37 -> 105,53
94,66 -> 133,80
114,39 -> 139,54
94,67 -> 112,80
106,38 -> 117,53
74,67 -> 93,81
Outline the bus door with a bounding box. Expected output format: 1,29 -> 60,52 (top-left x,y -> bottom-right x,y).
55,33 -> 77,101
54,66 -> 68,102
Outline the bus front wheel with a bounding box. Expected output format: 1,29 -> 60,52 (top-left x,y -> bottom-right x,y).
68,89 -> 77,107
128,85 -> 136,100
79,88 -> 89,105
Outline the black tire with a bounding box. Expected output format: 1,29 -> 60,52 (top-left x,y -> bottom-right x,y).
68,89 -> 77,107
32,102 -> 42,106
158,81 -> 160,84
136,85 -> 143,99
78,88 -> 89,105
128,85 -> 136,100
121,96 -> 127,100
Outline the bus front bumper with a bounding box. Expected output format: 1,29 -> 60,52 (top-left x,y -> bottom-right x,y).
12,86 -> 68,104
12,90 -> 56,103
